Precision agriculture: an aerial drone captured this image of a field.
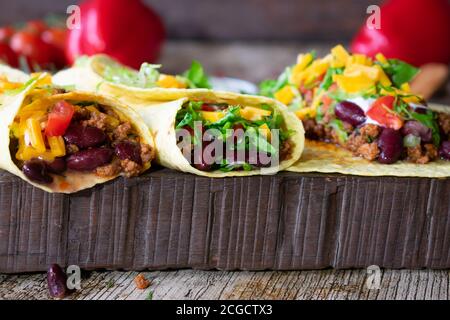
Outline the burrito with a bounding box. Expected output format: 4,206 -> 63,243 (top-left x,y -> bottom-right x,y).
120,91 -> 304,176
53,55 -> 305,176
0,73 -> 155,193
53,54 -> 212,92
261,45 -> 450,177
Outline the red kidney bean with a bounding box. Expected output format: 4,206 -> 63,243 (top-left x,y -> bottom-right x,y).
439,141 -> 450,160
335,101 -> 366,126
66,147 -> 113,171
377,128 -> 403,164
63,124 -> 106,149
247,150 -> 273,168
46,158 -> 66,174
115,141 -> 141,164
201,103 -> 228,111
22,159 -> 53,184
47,264 -> 69,299
402,120 -> 432,142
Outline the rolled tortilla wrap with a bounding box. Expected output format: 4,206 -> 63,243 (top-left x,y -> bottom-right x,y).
0,74 -> 155,193
54,55 -> 304,176
111,91 -> 304,177
0,64 -> 29,83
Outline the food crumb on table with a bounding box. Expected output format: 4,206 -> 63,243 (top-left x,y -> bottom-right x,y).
134,273 -> 151,289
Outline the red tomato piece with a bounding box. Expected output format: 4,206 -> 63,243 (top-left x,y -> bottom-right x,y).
367,96 -> 404,130
0,26 -> 15,43
45,101 -> 75,137
10,31 -> 53,70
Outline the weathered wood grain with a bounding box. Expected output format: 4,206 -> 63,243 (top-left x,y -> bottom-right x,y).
0,168 -> 449,273
1,269 -> 449,300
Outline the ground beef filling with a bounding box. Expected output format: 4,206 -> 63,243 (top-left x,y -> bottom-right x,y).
69,105 -> 154,178
303,119 -> 442,164
438,113 -> 450,139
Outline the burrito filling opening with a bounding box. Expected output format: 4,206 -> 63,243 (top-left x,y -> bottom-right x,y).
9,88 -> 154,188
264,45 -> 450,164
175,100 -> 295,172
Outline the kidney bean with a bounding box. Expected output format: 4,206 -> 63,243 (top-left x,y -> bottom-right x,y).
46,158 -> 66,174
22,159 -> 53,184
335,101 -> 366,126
63,124 -> 106,149
377,128 -> 403,164
402,120 -> 432,142
47,264 -> 69,299
66,147 -> 113,171
201,103 -> 228,111
247,151 -> 273,168
439,141 -> 450,160
115,141 -> 142,164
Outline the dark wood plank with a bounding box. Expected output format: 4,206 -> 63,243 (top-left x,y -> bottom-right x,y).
0,168 -> 449,273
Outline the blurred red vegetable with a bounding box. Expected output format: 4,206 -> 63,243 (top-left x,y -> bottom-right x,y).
66,0 -> 165,69
351,0 -> 450,66
0,26 -> 15,43
0,42 -> 17,67
10,30 -> 54,69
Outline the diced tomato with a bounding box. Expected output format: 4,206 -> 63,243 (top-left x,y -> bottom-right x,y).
45,101 -> 75,137
366,96 -> 404,130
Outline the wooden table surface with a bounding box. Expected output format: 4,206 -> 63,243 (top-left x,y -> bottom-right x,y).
1,41 -> 449,300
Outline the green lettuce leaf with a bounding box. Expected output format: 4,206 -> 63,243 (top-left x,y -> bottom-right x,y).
182,60 -> 212,89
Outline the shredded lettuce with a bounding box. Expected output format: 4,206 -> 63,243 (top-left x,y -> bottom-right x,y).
259,67 -> 291,98
329,119 -> 348,144
182,60 -> 212,89
175,101 -> 291,171
382,59 -> 419,87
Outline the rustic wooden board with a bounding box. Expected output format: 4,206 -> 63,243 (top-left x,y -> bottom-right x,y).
1,269 -> 449,300
0,167 -> 449,273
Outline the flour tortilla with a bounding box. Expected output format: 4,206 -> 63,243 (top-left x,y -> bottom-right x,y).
129,94 -> 304,177
53,56 -> 305,177
288,103 -> 450,177
0,74 -> 155,193
0,64 -> 29,83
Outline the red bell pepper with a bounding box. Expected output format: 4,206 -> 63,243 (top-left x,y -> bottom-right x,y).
66,0 -> 165,69
351,0 -> 450,67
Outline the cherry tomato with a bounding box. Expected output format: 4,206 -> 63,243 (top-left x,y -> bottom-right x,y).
0,43 -> 18,67
0,26 -> 15,43
367,96 -> 404,130
42,28 -> 67,68
10,31 -> 53,70
25,20 -> 47,35
45,101 -> 75,137
42,28 -> 66,52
